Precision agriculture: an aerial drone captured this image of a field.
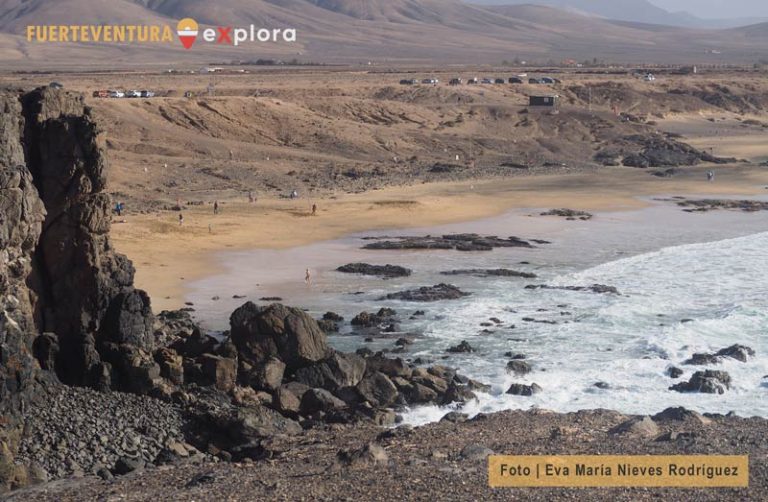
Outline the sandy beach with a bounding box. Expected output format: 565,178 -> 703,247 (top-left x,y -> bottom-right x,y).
112,164 -> 768,311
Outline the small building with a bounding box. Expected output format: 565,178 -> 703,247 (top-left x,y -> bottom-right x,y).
529,95 -> 559,107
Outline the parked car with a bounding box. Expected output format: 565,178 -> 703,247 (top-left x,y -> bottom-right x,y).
126,90 -> 142,98
481,78 -> 493,84
421,78 -> 439,85
399,79 -> 418,85
108,90 -> 125,98
540,77 -> 560,84
509,77 -> 524,84
529,78 -> 542,84
644,73 -> 656,82
49,82 -> 64,90
140,90 -> 155,98
467,77 -> 479,85
92,90 -> 108,98
449,78 -> 462,86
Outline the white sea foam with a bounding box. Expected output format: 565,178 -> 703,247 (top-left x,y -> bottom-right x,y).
400,231 -> 768,425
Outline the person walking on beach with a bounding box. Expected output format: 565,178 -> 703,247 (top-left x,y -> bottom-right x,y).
312,203 -> 317,216
179,213 -> 184,226
248,190 -> 255,204
707,170 -> 715,182
214,200 -> 219,215
305,268 -> 312,286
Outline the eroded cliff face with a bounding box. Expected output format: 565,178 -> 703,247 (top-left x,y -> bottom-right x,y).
0,93 -> 45,407
0,91 -> 47,489
0,88 -> 156,398
21,88 -> 155,389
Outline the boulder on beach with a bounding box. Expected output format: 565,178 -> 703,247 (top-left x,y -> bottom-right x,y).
230,302 -> 329,370
610,416 -> 660,438
293,351 -> 367,392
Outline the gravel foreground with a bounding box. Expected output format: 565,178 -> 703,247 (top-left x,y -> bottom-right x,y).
9,407 -> 767,501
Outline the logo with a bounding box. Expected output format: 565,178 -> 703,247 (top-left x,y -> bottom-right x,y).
25,19 -> 297,49
177,18 -> 199,49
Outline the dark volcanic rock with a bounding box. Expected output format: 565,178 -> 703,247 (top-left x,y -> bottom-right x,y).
336,263 -> 412,278
506,360 -> 532,375
293,351 -> 366,392
351,308 -> 396,328
362,234 -> 533,252
670,370 -> 732,394
16,384 -> 187,482
716,344 -> 755,362
317,319 -> 339,333
683,353 -> 721,366
230,302 -> 329,371
540,208 -> 593,220
667,366 -> 684,379
447,341 -> 475,354
356,372 -> 399,407
440,269 -> 537,279
300,388 -> 347,415
506,383 -> 543,396
525,284 -> 620,295
615,134 -> 736,168
380,284 -> 470,302
20,88 -> 156,388
683,344 -> 755,366
676,199 -> 768,213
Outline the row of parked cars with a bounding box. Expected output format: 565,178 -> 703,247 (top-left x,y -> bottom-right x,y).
92,90 -> 156,98
399,76 -> 561,86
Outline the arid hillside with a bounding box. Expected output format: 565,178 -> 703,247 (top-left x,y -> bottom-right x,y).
2,69 -> 759,210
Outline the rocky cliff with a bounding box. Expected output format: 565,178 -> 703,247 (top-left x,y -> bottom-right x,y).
0,88 -> 159,486
19,88 -> 155,390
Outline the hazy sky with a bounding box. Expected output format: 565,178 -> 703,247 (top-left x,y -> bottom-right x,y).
650,0 -> 768,18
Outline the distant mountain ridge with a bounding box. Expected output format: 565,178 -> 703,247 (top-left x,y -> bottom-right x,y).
0,0 -> 765,67
467,0 -> 766,28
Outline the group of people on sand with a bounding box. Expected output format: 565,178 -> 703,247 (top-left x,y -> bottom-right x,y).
174,190 -> 318,286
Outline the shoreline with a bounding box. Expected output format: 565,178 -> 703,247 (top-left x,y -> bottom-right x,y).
112,165 -> 768,311
181,198 -> 768,423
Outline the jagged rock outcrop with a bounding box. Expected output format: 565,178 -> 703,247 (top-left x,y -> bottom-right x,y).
19,88 -> 156,388
0,92 -> 48,489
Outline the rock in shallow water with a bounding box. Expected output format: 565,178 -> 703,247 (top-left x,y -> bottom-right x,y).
506,383 -> 543,396
336,263 -> 412,278
380,284 -> 471,302
670,370 -> 732,395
